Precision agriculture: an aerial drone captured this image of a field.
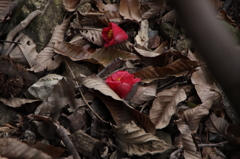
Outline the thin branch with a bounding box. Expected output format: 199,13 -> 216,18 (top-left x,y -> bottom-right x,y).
55,122 -> 81,159
198,141 -> 228,148
2,10 -> 42,55
64,59 -> 110,124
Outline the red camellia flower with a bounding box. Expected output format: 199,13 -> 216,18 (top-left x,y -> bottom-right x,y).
102,22 -> 128,47
105,71 -> 141,98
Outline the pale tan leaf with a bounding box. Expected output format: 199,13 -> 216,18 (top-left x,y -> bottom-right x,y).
0,97 -> 40,108
183,97 -> 215,133
0,138 -> 51,159
133,59 -> 198,83
27,74 -> 64,100
176,120 -> 201,159
119,0 -> 142,22
150,86 -> 187,129
30,16 -> 72,72
80,28 -> 104,46
134,20 -> 149,48
141,0 -> 165,19
111,41 -> 134,52
209,113 -> 228,135
54,42 -> 139,67
63,0 -> 80,12
81,75 -> 156,134
130,83 -> 157,105
202,147 -> 225,159
134,47 -> 161,57
8,43 -> 28,64
112,121 -> 173,156
17,33 -> 38,67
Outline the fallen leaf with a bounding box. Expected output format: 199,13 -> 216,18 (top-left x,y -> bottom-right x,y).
130,83 -> 157,105
148,35 -> 161,49
81,74 -> 156,134
80,28 -> 104,46
150,86 -> 187,129
112,121 -> 173,156
154,41 -> 168,53
133,59 -> 198,83
33,141 -> 66,158
0,0 -> 14,21
134,47 -> 161,57
209,113 -> 228,134
161,9 -> 178,23
0,97 -> 40,108
119,0 -> 142,22
134,20 -> 149,49
54,42 -> 139,67
183,96 -> 219,133
30,15 -> 72,72
202,147 -> 225,159
141,0 -> 165,19
63,0 -> 80,12
27,74 -> 65,100
0,138 -> 51,159
176,119 -> 201,159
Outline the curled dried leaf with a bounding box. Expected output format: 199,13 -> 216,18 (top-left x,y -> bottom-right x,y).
0,138 -> 51,159
150,86 -> 187,129
112,121 -> 173,156
63,0 -> 80,12
119,0 -> 142,22
134,59 -> 198,83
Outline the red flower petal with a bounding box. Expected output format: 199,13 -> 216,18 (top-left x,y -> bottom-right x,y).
105,71 -> 141,98
106,82 -> 133,98
102,22 -> 128,47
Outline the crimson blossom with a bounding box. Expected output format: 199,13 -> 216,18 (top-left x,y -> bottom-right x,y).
102,22 -> 128,47
105,71 -> 141,98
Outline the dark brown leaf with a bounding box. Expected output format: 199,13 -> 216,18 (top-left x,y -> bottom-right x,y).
0,138 -> 52,159
54,42 -> 139,67
133,59 -> 198,83
141,0 -> 165,19
0,97 -> 40,108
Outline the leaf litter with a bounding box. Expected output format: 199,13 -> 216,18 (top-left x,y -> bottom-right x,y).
0,0 -> 240,158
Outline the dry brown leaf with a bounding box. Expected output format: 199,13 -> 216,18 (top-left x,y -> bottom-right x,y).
202,147 -> 225,159
148,35 -> 161,49
134,47 -> 161,57
81,74 -> 156,134
63,0 -> 80,12
141,0 -> 165,19
135,20 -> 149,48
96,0 -> 122,23
183,96 -> 218,133
112,121 -> 173,156
209,113 -> 228,134
54,42 -> 139,67
150,86 -> 187,129
9,33 -> 38,67
35,78 -> 75,121
33,141 -> 66,158
30,16 -> 72,72
176,120 -> 201,159
80,28 -> 104,46
119,0 -> 142,22
154,41 -> 168,53
133,59 -> 198,83
0,97 -> 40,108
161,9 -> 178,23
188,51 -> 219,103
0,138 -> 52,159
111,41 -> 134,52
130,83 -> 157,105
0,0 -> 16,21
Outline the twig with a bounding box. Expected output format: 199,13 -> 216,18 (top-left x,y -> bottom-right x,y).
2,10 -> 42,55
169,147 -> 183,159
64,59 -> 110,124
198,141 -> 228,148
55,122 -> 81,159
169,141 -> 228,159
0,40 -> 21,44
